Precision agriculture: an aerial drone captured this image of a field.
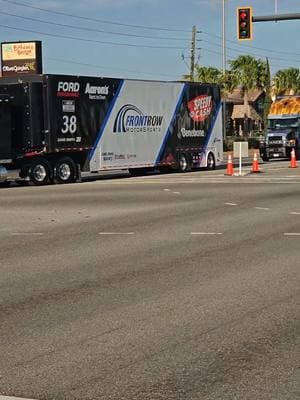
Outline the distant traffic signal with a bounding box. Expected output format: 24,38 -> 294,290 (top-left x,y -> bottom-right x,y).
237,7 -> 253,40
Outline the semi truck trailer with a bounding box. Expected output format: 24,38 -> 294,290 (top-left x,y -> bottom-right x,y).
0,74 -> 223,185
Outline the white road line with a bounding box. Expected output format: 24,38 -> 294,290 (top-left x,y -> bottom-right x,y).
289,212 -> 300,215
163,189 -> 171,191
191,232 -> 223,235
0,397 -> 38,400
254,207 -> 270,211
98,232 -> 135,235
172,192 -> 181,194
10,232 -> 44,236
225,202 -> 237,206
284,233 -> 300,236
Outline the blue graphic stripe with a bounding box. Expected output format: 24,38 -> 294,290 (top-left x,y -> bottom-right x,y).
199,100 -> 222,164
89,79 -> 124,160
155,84 -> 186,165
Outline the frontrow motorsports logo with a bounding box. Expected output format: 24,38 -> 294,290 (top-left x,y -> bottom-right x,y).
113,104 -> 163,134
188,95 -> 212,122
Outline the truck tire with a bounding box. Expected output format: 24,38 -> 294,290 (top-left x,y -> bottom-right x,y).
206,152 -> 215,170
29,158 -> 52,185
178,153 -> 191,172
54,157 -> 77,184
262,154 -> 269,162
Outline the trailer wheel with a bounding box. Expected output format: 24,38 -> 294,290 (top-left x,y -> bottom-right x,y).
178,153 -> 191,172
29,158 -> 52,185
206,152 -> 215,170
54,157 -> 77,184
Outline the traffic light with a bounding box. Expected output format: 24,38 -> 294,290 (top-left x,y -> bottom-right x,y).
237,7 -> 253,40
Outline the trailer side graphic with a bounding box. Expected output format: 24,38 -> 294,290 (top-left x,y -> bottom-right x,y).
0,74 -> 223,185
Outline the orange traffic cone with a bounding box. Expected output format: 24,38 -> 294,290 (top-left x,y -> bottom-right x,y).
251,152 -> 260,173
225,154 -> 234,176
290,149 -> 298,168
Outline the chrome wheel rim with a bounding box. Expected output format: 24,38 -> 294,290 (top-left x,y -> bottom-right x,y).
32,164 -> 47,182
58,163 -> 71,181
180,156 -> 187,171
208,155 -> 214,169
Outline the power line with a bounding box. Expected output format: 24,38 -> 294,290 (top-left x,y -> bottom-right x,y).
0,11 -> 189,42
201,30 -> 300,57
201,38 -> 300,63
47,57 -> 183,79
2,0 -> 298,59
0,0 -> 191,33
200,47 -> 297,70
0,24 -> 187,50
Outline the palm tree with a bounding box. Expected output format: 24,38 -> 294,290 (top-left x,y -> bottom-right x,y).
193,65 -> 234,96
272,67 -> 300,97
228,55 -> 269,136
194,66 -> 222,84
229,55 -> 269,110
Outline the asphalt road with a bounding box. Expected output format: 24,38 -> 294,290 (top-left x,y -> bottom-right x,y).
0,160 -> 299,400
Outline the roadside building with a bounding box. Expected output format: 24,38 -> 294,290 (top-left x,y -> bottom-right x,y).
225,87 -> 265,136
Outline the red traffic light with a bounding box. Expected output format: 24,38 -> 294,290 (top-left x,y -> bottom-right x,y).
237,6 -> 253,41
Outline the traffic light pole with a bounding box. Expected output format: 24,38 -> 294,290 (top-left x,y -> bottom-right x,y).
222,0 -> 227,141
253,13 -> 300,22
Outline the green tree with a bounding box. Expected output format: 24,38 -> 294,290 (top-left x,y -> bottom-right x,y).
272,67 -> 300,97
193,65 -> 234,96
194,66 -> 222,84
229,55 -> 269,111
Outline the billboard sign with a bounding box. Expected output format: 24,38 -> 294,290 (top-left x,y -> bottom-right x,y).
1,41 -> 42,77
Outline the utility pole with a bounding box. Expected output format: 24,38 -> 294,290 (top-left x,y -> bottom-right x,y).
190,25 -> 196,81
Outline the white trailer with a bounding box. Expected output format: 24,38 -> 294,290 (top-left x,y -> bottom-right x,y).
0,75 -> 223,185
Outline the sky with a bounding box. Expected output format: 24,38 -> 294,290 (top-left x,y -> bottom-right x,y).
0,0 -> 299,80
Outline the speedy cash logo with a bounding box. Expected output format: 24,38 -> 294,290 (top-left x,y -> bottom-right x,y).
113,104 -> 163,134
57,81 -> 80,98
188,95 -> 212,122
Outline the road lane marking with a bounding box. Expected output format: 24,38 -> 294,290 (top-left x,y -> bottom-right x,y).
191,232 -> 223,236
284,233 -> 300,236
10,232 -> 44,236
172,191 -> 181,194
254,207 -> 270,211
225,202 -> 237,206
163,189 -> 171,191
289,212 -> 300,215
0,397 -> 38,400
98,232 -> 135,235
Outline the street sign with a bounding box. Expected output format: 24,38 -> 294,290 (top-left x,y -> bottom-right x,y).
234,141 -> 249,176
